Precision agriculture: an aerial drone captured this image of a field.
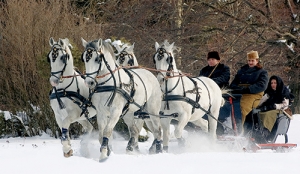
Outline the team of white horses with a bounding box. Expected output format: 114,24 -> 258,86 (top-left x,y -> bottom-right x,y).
48,37 -> 224,162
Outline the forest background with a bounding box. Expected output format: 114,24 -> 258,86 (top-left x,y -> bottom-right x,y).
0,0 -> 300,138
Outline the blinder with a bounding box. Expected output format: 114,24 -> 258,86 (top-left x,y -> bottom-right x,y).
117,50 -> 135,66
117,52 -> 126,64
153,47 -> 173,64
81,47 -> 103,64
47,46 -> 69,64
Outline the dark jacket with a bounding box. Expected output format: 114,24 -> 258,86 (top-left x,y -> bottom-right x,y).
260,75 -> 290,109
199,63 -> 230,88
230,64 -> 268,94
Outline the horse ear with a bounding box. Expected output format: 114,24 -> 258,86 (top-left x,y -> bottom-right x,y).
170,42 -> 175,48
49,37 -> 55,47
127,43 -> 134,53
81,37 -> 88,48
155,42 -> 160,51
58,38 -> 65,47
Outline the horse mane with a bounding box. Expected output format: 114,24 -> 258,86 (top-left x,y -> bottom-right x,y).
122,43 -> 133,53
102,40 -> 117,61
161,40 -> 178,55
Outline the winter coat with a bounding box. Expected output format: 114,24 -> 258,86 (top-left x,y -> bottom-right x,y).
199,63 -> 230,88
258,75 -> 290,110
230,64 -> 268,125
257,76 -> 291,132
230,64 -> 268,94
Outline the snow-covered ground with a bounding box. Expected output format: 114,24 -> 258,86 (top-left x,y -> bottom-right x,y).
1,115 -> 300,174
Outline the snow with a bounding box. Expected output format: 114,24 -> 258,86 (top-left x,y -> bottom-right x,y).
1,115 -> 300,174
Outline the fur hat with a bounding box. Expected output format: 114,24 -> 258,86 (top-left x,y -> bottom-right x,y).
247,51 -> 259,60
207,51 -> 220,60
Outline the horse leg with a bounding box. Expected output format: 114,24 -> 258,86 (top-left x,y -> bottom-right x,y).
123,114 -> 143,153
208,108 -> 219,140
99,111 -> 120,162
174,113 -> 189,148
61,127 -> 73,157
147,114 -> 162,154
160,118 -> 171,152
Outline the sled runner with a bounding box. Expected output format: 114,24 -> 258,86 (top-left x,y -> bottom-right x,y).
217,95 -> 297,152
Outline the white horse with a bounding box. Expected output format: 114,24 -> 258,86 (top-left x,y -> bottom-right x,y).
114,43 -> 139,66
48,38 -> 96,157
153,40 -> 224,152
81,38 -> 163,162
113,42 -> 159,141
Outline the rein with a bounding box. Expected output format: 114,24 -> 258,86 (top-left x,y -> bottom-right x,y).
60,66 -> 192,80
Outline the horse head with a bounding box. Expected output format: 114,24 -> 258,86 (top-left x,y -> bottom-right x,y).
153,40 -> 177,77
114,43 -> 138,66
81,38 -> 116,89
48,37 -> 73,87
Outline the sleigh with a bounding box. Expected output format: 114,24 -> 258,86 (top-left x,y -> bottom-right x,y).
216,94 -> 297,152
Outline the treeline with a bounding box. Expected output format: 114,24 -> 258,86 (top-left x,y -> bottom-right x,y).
0,0 -> 299,138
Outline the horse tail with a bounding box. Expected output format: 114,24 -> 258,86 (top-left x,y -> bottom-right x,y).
220,88 -> 231,107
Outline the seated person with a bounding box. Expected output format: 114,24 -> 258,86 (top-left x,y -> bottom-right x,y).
244,75 -> 292,142
199,51 -> 231,135
199,51 -> 230,88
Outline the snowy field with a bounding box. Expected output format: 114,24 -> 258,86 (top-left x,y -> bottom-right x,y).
1,114 -> 300,174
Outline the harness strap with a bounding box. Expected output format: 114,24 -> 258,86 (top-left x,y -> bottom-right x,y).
120,68 -> 135,118
196,77 -> 212,112
49,90 -> 96,111
187,76 -> 200,114
164,75 -> 181,110
163,94 -> 219,122
163,95 -> 200,108
93,85 -> 143,109
52,87 -> 66,110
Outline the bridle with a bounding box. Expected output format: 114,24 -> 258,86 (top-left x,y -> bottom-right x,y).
116,48 -> 135,66
81,47 -> 112,86
153,47 -> 174,77
47,44 -> 69,82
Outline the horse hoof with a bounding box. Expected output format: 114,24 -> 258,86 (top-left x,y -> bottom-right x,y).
63,149 -> 73,157
126,146 -> 133,152
100,147 -> 109,162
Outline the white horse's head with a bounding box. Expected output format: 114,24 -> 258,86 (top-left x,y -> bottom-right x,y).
153,40 -> 177,77
81,38 -> 116,89
48,37 -> 73,87
114,43 -> 138,66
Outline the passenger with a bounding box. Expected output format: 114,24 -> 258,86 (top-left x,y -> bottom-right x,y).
199,51 -> 231,135
255,75 -> 291,136
199,51 -> 230,88
230,50 -> 268,126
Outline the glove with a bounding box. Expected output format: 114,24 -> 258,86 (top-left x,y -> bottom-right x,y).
252,108 -> 261,114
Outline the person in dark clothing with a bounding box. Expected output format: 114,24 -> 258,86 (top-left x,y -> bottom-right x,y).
244,75 -> 292,143
199,51 -> 231,135
199,51 -> 230,88
230,51 -> 268,127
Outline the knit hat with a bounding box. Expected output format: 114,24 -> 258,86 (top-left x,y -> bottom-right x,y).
207,51 -> 220,60
247,51 -> 259,60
